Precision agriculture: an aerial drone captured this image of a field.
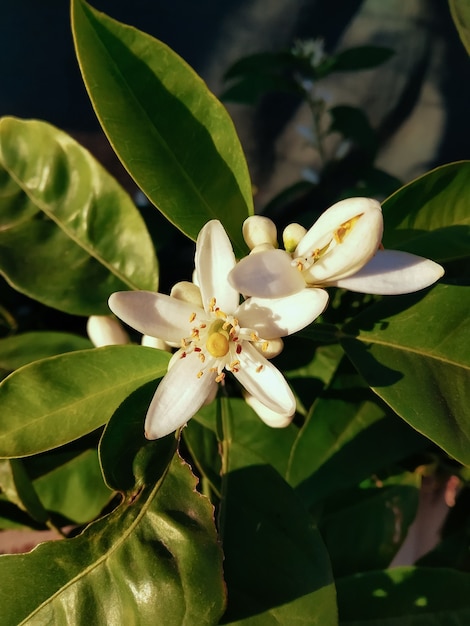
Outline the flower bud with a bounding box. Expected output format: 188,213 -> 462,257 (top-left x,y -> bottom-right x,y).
244,392 -> 294,428
283,223 -> 307,253
252,337 -> 284,359
87,315 -> 130,347
141,335 -> 171,351
243,215 -> 278,249
170,281 -> 203,307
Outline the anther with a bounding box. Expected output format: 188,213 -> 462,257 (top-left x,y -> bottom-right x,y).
256,364 -> 264,373
189,312 -> 196,323
262,341 -> 269,351
236,344 -> 242,354
215,372 -> 225,383
197,371 -> 204,378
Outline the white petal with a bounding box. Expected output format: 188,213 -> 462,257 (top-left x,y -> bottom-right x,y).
236,288 -> 328,338
86,315 -> 130,347
331,249 -> 445,295
228,249 -> 305,298
234,342 -> 296,415
145,354 -> 217,439
297,197 -> 383,283
108,291 -> 204,344
252,337 -> 284,359
244,392 -> 294,428
195,220 -> 239,313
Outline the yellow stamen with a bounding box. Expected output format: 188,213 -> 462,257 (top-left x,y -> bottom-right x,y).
199,353 -> 205,363
229,359 -> 240,371
197,371 -> 204,378
215,372 -> 225,383
250,331 -> 260,342
209,297 -> 216,312
262,341 -> 269,352
189,312 -> 196,323
256,364 -> 264,373
334,213 -> 363,243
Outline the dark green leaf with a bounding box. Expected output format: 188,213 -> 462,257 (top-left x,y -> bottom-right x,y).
0,117 -> 158,314
219,398 -> 337,625
0,345 -> 170,458
336,566 -> 470,624
331,46 -> 394,72
329,105 -> 377,157
71,0 -> 253,255
321,472 -> 419,577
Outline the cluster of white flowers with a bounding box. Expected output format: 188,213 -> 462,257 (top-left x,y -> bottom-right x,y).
103,197 -> 443,440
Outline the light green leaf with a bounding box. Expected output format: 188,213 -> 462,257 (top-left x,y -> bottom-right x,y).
0,460 -> 49,525
71,0 -> 253,256
0,116 -> 158,315
0,345 -> 170,458
341,284 -> 470,465
0,453 -> 225,625
382,161 -> 470,261
449,0 -> 470,55
336,566 -> 470,625
219,398 -> 338,625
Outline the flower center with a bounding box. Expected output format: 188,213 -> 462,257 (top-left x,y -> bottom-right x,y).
206,330 -> 230,357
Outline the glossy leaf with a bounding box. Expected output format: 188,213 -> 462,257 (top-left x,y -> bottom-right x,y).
0,331 -> 92,377
341,284 -> 470,464
0,345 -> 170,458
382,161 -> 470,261
71,0 -> 253,255
336,566 -> 470,624
0,452 -> 225,625
219,398 -> 338,625
0,117 -> 158,314
320,472 -> 419,578
450,0 -> 470,55
287,363 -> 428,509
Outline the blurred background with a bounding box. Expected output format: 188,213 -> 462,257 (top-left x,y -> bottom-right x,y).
1,0 -> 468,206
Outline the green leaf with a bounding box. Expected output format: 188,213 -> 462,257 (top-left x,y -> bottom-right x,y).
336,566 -> 470,624
71,0 -> 253,256
0,459 -> 49,525
321,472 -> 419,578
331,46 -> 394,72
0,345 -> 170,458
287,362 -> 428,509
219,398 -> 338,625
0,452 -> 225,625
0,332 -> 92,377
450,0 -> 470,55
382,161 -> 470,262
33,449 -> 113,524
341,284 -> 470,465
0,117 -> 158,315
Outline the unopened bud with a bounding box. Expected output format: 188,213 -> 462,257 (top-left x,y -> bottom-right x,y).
283,223 -> 307,253
141,335 -> 171,351
87,316 -> 130,347
170,281 -> 203,307
243,215 -> 278,250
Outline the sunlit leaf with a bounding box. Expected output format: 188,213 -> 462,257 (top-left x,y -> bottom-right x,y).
449,0 -> 470,55
0,117 -> 158,314
0,451 -> 225,625
71,0 -> 253,255
382,161 -> 470,262
0,345 -> 170,458
341,284 -> 470,465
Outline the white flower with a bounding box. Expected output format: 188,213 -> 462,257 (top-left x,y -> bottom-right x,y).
108,220 -> 328,439
228,197 -> 444,298
86,315 -> 130,347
